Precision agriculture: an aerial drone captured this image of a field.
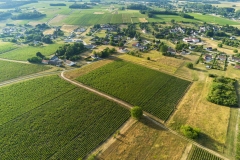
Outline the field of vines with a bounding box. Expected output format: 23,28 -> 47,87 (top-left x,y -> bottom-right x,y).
77,60 -> 191,121
0,75 -> 130,159
0,42 -> 18,54
0,60 -> 50,82
187,146 -> 223,160
0,43 -> 61,61
237,119 -> 240,160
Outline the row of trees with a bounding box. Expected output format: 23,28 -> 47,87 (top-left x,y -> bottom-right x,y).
11,12 -> 46,20
69,3 -> 90,9
0,1 -> 37,9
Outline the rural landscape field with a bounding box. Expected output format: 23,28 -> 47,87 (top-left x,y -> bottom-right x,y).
1,0 -> 240,160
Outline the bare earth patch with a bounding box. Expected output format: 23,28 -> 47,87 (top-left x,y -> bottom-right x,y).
61,25 -> 79,33
94,12 -> 104,14
49,15 -> 67,25
139,18 -> 148,22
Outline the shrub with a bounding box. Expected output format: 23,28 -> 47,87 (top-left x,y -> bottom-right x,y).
131,106 -> 143,120
218,43 -> 223,48
180,125 -> 200,139
186,62 -> 193,69
234,49 -> 238,53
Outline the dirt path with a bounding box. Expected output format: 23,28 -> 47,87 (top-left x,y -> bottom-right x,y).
86,118 -> 136,158
180,143 -> 193,160
0,71 -> 60,87
0,58 -> 29,64
60,71 -> 229,160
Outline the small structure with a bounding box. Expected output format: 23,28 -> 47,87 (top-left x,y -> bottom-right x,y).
65,60 -> 76,66
42,59 -> 49,64
204,54 -> 213,62
132,43 -> 140,47
167,48 -> 176,55
189,46 -> 196,50
183,37 -> 200,43
231,56 -> 240,63
218,55 -> 226,61
85,44 -> 96,49
230,36 -> 236,40
205,47 -> 212,51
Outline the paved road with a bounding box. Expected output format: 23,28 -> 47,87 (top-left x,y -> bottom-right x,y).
60,71 -> 229,160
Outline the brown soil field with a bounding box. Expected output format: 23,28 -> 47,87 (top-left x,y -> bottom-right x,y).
61,24 -> 79,33
139,18 -> 148,22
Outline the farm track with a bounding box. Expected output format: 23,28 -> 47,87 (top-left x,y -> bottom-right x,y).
61,71 -> 229,160
0,71 -> 60,87
0,57 -> 29,64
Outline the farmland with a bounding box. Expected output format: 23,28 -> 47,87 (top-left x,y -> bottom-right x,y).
0,75 -> 130,159
77,60 -> 191,121
189,13 -> 240,25
0,60 -> 50,82
0,42 -> 18,54
187,146 -> 223,160
0,43 -> 62,61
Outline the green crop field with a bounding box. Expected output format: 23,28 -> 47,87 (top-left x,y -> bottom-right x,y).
189,13 -> 240,25
0,43 -> 61,61
0,60 -> 50,82
237,117 -> 240,160
187,146 -> 223,160
0,75 -> 130,159
77,60 -> 191,121
0,42 -> 18,54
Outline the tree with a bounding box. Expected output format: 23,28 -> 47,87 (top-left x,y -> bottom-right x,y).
218,43 -> 223,48
171,19 -> 175,23
234,49 -> 238,53
36,52 -> 45,59
186,62 -> 193,69
160,45 -> 168,54
131,106 -> 143,120
180,125 -> 200,139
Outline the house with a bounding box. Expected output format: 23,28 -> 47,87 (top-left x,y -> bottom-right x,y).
231,56 -> 240,62
119,47 -> 128,53
132,43 -> 140,47
48,59 -> 62,66
65,60 -> 76,66
42,59 -> 49,64
204,54 -> 213,61
205,47 -> 212,51
183,38 -> 193,43
167,48 -> 176,55
85,44 -> 96,49
50,55 -> 58,61
189,46 -> 196,50
65,39 -> 73,43
218,55 -> 226,61
230,36 -> 236,40
181,50 -> 190,55
192,38 -> 200,43
235,65 -> 240,69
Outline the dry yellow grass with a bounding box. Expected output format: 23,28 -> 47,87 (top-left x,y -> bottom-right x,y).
167,74 -> 230,152
49,15 -> 67,25
64,59 -> 114,79
43,29 -> 55,35
60,24 -> 78,33
98,117 -> 187,160
139,18 -> 148,22
119,54 -> 184,74
94,12 -> 104,14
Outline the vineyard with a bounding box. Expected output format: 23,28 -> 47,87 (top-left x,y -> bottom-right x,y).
0,60 -> 50,82
0,43 -> 61,61
0,42 -> 18,54
77,60 -> 191,121
187,146 -> 223,160
0,75 -> 130,159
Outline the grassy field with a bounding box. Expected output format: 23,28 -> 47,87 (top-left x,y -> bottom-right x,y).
0,43 -> 62,61
98,117 -> 188,160
77,60 -> 191,121
187,145 -> 223,160
0,60 -> 50,82
0,75 -> 130,159
0,42 -> 18,54
189,13 -> 240,25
